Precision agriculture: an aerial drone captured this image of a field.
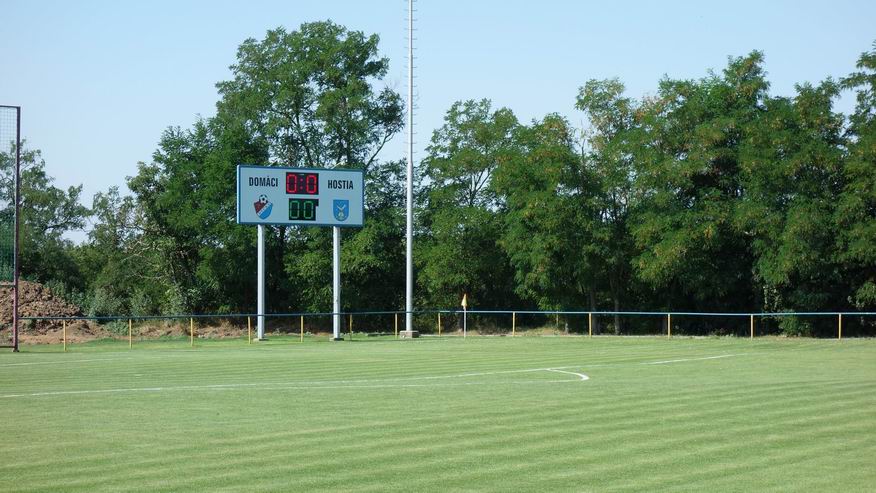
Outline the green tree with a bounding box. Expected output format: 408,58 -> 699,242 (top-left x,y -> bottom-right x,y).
738,80 -> 846,325
494,81 -> 639,332
213,21 -> 405,314
75,187 -> 170,316
494,115 -> 583,311
838,43 -> 876,309
128,118 -> 266,313
575,79 -> 639,327
418,99 -> 520,309
126,21 -> 405,315
0,143 -> 88,288
215,21 -> 403,170
342,159 -> 408,311
630,53 -> 767,312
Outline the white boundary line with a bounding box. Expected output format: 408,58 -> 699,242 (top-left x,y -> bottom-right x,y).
0,367 -> 588,399
0,357 -> 135,367
0,353 -> 747,399
642,354 -> 746,365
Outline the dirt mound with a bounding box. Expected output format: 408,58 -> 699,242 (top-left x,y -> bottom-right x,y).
1,280 -> 81,327
0,281 -> 110,343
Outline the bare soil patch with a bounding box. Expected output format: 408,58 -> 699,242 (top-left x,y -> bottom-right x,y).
0,281 -> 111,344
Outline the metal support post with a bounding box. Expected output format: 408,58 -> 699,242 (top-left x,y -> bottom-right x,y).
332,226 -> 342,340
403,0 -> 417,339
257,224 -> 266,340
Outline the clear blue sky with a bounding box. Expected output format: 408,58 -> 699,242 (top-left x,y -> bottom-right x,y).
2,0 -> 874,239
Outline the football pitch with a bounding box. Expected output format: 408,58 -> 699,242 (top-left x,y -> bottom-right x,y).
1,336 -> 874,492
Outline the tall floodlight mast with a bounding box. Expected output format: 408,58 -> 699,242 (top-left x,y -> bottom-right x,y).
403,0 -> 418,337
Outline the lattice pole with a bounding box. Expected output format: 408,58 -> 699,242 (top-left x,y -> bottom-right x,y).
0,105 -> 20,351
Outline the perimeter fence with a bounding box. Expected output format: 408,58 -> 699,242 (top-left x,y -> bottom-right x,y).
14,309 -> 876,350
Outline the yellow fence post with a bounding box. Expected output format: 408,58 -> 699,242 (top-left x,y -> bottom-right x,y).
248,316 -> 252,344
750,314 -> 754,339
667,313 -> 672,338
556,312 -> 559,329
129,319 -> 132,349
300,315 -> 304,343
588,312 -> 592,338
437,312 -> 441,337
63,319 -> 67,352
190,317 -> 194,347
838,313 -> 843,340
395,312 -> 399,338
512,312 -> 516,337
349,313 -> 353,341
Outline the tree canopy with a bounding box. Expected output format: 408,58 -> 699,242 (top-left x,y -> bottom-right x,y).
10,25 -> 876,336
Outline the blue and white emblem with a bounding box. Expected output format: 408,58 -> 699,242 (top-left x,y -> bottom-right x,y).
333,199 -> 349,222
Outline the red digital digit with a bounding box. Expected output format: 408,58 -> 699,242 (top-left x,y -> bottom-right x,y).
286,173 -> 298,194
305,173 -> 318,194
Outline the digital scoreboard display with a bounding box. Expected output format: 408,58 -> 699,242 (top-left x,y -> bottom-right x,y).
286,172 -> 319,195
237,165 -> 364,227
286,172 -> 319,221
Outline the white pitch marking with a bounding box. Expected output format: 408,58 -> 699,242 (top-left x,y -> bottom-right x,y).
0,357 -> 135,367
642,354 -> 746,365
0,354 -> 747,398
545,368 -> 590,381
411,367 -> 578,381
0,367 -> 590,399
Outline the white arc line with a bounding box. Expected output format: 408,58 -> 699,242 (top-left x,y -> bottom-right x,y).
0,367 -> 590,399
545,368 -> 590,381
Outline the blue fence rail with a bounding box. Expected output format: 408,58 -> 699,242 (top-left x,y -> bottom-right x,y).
20,309 -> 876,321
16,309 -> 876,341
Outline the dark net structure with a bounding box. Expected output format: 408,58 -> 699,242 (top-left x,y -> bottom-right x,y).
0,105 -> 20,350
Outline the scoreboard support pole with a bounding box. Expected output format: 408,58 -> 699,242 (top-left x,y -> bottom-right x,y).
332,226 -> 342,340
257,224 -> 266,340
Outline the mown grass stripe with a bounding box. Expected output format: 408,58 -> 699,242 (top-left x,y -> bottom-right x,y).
1,337 -> 873,492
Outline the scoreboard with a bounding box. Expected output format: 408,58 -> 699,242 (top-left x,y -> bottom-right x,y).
236,165 -> 364,227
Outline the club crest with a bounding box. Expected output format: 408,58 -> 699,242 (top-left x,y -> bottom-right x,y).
333,199 -> 349,221
253,194 -> 273,219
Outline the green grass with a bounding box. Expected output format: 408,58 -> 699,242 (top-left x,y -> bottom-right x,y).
1,336 -> 874,492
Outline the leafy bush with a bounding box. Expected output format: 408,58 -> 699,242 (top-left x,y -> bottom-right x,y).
779,316 -> 813,337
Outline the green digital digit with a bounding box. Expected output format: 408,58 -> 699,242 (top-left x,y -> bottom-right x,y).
289,198 -> 319,221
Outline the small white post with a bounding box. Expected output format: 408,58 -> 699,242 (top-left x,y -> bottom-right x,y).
332,226 -> 341,340
257,224 -> 266,340
463,307 -> 467,339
